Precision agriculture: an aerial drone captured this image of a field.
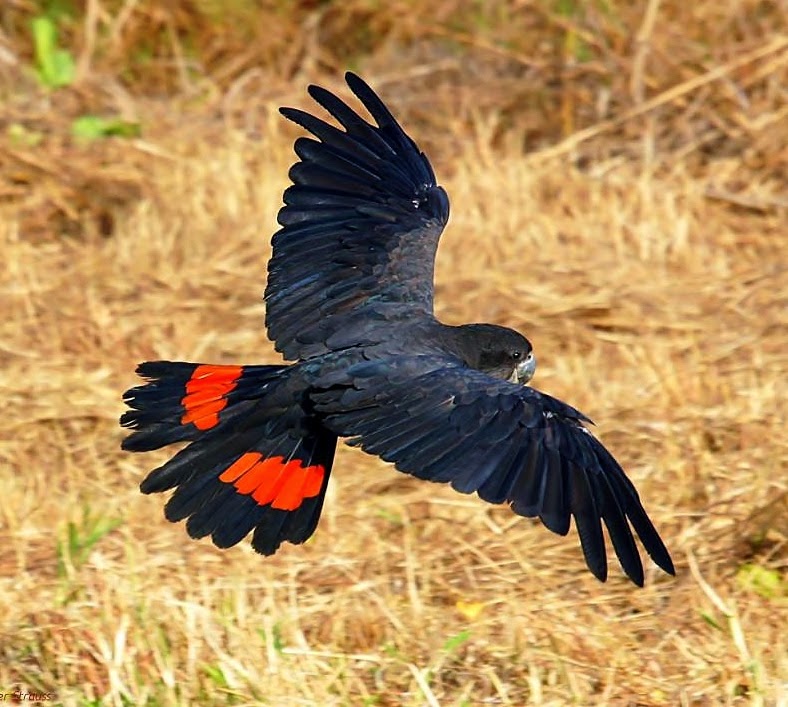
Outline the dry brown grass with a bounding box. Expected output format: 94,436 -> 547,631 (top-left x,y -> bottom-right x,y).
1,2 -> 787,706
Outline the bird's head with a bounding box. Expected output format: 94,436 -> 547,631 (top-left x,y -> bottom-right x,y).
453,324 -> 536,385
507,346 -> 537,385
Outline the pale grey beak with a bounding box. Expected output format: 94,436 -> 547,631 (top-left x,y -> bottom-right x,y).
509,353 -> 536,385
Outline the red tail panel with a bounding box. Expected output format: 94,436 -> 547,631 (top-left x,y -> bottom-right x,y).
123,359 -> 338,556
181,364 -> 244,430
218,453 -> 325,511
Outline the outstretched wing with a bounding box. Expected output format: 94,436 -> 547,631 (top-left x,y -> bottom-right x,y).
266,72 -> 450,361
311,357 -> 675,586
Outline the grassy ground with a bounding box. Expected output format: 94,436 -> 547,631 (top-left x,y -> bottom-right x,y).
1,2 -> 786,705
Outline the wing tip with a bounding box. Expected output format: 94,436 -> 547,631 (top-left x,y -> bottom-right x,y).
344,70 -> 366,92
588,557 -> 609,584
651,545 -> 677,577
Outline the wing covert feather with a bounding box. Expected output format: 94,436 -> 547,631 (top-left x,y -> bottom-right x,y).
311,358 -> 674,586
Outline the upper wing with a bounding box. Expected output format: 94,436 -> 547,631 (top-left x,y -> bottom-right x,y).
266,72 -> 450,361
311,357 -> 675,586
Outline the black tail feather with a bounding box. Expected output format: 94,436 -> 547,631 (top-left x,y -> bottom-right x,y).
121,361 -> 286,452
121,360 -> 338,555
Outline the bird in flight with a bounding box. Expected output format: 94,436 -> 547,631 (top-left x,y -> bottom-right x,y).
121,72 -> 674,586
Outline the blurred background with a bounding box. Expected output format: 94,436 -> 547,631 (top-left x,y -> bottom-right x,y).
1,1 -> 786,705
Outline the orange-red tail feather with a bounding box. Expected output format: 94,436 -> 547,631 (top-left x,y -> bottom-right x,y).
121,360 -> 337,555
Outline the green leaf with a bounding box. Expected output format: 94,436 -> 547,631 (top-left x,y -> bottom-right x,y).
382,642 -> 403,659
443,629 -> 471,654
736,563 -> 783,600
555,0 -> 578,17
7,123 -> 44,147
203,664 -> 229,689
43,0 -> 77,20
271,622 -> 285,653
375,508 -> 403,525
258,624 -> 286,654
31,15 -> 75,88
71,115 -> 141,141
56,507 -> 122,576
700,611 -> 723,631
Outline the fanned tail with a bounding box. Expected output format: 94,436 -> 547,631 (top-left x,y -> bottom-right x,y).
121,360 -> 338,554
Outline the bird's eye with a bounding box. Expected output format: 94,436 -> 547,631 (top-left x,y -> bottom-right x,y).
512,351 -> 522,361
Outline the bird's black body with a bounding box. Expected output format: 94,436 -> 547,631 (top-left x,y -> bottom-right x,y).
122,73 -> 674,586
